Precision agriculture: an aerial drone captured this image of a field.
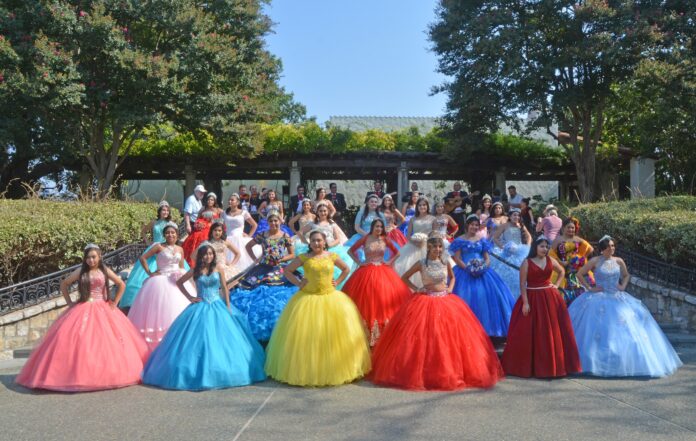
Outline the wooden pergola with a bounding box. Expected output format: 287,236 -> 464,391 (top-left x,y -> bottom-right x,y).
119,151 -> 577,202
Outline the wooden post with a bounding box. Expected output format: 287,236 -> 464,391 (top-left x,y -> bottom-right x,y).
397,161 -> 409,204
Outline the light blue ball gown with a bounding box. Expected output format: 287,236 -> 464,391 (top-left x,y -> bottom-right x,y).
345,210 -> 386,246
141,272 -> 266,390
488,226 -> 530,299
121,220 -> 191,308
399,207 -> 416,236
451,238 -> 515,337
568,257 -> 682,377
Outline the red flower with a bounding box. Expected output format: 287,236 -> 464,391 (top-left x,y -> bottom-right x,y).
242,95 -> 249,101
79,10 -> 87,17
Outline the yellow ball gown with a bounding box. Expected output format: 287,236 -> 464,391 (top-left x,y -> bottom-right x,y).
265,252 -> 371,386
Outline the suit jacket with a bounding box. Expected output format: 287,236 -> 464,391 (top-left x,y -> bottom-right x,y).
444,191 -> 472,212
402,191 -> 414,203
328,192 -> 347,212
289,194 -> 308,214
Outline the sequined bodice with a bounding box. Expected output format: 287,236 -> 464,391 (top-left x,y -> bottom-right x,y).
223,211 -> 246,235
311,222 -> 336,242
301,253 -> 337,295
152,219 -> 168,243
451,238 -> 490,263
421,259 -> 447,287
360,211 -> 383,232
363,237 -> 388,263
200,210 -> 217,220
196,272 -> 221,303
261,202 -> 283,217
155,246 -> 183,273
501,226 -> 522,245
412,216 -> 435,235
210,241 -> 228,262
298,216 -> 314,231
88,271 -> 107,300
595,258 -> 621,293
433,216 -> 448,235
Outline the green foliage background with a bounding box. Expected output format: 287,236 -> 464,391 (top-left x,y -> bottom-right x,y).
570,197 -> 696,268
0,200 -> 180,286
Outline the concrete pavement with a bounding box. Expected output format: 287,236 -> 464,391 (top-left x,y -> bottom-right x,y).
1,348 -> 695,441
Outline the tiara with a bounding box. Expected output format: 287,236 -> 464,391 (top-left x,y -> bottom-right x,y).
509,208 -> 521,214
266,208 -> 281,218
537,234 -> 549,242
428,231 -> 445,239
164,221 -> 178,230
481,194 -> 492,201
599,234 -> 613,243
230,193 -> 240,199
466,214 -> 479,222
84,243 -> 100,251
196,241 -> 212,252
212,218 -> 224,225
206,192 -> 217,200
158,200 -> 170,208
492,201 -> 503,207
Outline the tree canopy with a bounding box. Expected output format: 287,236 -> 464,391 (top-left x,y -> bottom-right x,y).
0,0 -> 304,198
429,0 -> 662,201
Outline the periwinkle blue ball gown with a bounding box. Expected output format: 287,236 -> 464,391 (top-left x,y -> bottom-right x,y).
568,257 -> 682,377
399,207 -> 416,236
488,226 -> 530,298
141,272 -> 266,390
451,237 -> 515,337
121,220 -> 193,308
345,210 -> 385,247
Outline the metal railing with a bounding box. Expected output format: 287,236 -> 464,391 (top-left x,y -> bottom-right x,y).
614,248 -> 696,295
0,243 -> 148,316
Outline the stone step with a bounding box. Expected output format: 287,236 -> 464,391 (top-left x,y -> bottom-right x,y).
665,333 -> 696,347
659,322 -> 686,333
13,347 -> 33,359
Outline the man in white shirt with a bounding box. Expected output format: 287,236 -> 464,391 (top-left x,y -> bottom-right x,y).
184,184 -> 206,234
507,185 -> 524,209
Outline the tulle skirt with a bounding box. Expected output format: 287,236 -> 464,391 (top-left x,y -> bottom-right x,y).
254,219 -> 294,237
452,266 -> 515,337
370,293 -> 504,391
342,263 -> 412,346
569,291 -> 682,377
231,280 -> 299,341
127,271 -> 193,352
183,227 -> 213,266
265,290 -> 371,386
141,300 -> 266,390
387,228 -> 408,247
227,232 -> 262,272
16,300 -> 148,391
488,244 -> 530,299
502,287 -> 581,378
120,244 -> 191,309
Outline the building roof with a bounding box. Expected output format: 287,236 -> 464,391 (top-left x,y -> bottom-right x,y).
327,116 -> 441,133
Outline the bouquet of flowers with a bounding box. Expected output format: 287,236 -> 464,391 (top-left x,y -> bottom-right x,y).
466,258 -> 487,277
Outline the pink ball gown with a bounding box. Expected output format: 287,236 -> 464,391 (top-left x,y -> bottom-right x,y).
16,271 -> 148,391
127,246 -> 194,352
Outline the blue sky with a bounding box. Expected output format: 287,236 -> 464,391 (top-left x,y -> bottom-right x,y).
263,0 -> 448,124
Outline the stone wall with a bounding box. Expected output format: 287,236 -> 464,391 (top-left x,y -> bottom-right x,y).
629,276 -> 696,332
0,294 -> 77,360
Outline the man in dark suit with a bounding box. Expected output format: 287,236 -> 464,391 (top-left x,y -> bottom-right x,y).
328,182 -> 347,229
289,184 -> 307,215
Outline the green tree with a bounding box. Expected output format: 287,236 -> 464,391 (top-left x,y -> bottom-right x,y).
605,3 -> 696,194
429,0 -> 659,201
0,0 -> 304,198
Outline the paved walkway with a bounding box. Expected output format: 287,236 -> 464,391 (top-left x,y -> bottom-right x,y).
1,344 -> 695,441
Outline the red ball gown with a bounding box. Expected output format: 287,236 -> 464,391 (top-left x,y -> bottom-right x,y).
502,256 -> 581,378
16,271 -> 149,391
343,235 -> 411,346
182,211 -> 219,266
370,259 -> 504,391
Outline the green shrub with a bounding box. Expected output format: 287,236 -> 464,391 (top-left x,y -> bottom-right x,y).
569,196 -> 696,267
0,200 -> 181,286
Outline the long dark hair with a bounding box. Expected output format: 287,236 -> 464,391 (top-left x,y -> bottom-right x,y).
208,221 -> 227,241
425,236 -> 446,265
369,218 -> 387,237
360,196 -> 380,225
414,197 -> 430,218
78,247 -> 110,303
527,236 -> 550,259
193,244 -> 217,280
157,204 -> 172,221
226,193 -> 241,214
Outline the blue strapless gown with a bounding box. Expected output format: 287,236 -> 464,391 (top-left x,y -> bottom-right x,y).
141,272 -> 266,390
121,220 -> 191,308
451,238 -> 515,337
254,218 -> 294,238
568,258 -> 682,377
399,208 -> 416,236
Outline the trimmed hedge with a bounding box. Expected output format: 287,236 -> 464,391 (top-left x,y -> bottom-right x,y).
569,196 -> 696,267
0,200 -> 181,287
